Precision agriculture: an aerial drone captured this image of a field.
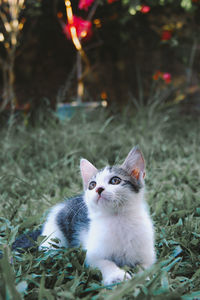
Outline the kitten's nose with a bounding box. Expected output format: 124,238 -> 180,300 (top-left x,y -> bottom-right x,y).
96,187 -> 104,195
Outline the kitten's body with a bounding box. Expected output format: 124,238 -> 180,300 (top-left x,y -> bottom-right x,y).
41,196 -> 89,249
39,148 -> 156,284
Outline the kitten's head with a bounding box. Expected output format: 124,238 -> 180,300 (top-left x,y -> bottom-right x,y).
80,146 -> 145,215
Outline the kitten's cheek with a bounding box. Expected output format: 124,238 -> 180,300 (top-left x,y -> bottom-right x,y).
94,194 -> 100,204
87,192 -> 98,205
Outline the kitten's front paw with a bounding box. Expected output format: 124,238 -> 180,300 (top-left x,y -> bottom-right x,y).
103,269 -> 131,285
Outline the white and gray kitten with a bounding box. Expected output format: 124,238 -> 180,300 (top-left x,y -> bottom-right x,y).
39,146 -> 156,285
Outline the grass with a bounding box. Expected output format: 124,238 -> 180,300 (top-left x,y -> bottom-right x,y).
0,103 -> 200,299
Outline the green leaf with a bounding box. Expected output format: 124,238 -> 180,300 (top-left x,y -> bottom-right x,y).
181,291 -> 200,300
0,246 -> 22,300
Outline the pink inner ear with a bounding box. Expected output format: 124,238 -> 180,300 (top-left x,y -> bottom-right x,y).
131,168 -> 140,179
121,147 -> 145,177
131,169 -> 145,180
80,159 -> 97,189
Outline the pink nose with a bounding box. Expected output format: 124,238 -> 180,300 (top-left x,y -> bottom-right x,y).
96,187 -> 104,195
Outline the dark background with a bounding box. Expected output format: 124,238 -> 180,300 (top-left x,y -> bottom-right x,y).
0,0 -> 200,113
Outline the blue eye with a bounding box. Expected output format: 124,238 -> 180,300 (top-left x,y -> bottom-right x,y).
89,181 -> 96,190
109,176 -> 121,185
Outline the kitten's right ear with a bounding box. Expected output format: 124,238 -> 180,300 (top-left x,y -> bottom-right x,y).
80,159 -> 98,190
121,146 -> 145,180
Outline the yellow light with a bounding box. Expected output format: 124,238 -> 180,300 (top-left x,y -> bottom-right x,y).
78,81 -> 84,97
81,30 -> 87,38
67,7 -> 73,23
94,18 -> 101,28
18,23 -> 24,30
65,0 -> 82,51
5,42 -> 9,49
19,0 -> 25,7
5,22 -> 11,32
129,7 -> 136,15
136,5 -> 142,10
12,19 -> 19,29
11,35 -> 17,45
70,26 -> 82,50
65,0 -> 71,6
65,0 -> 73,24
176,22 -> 183,29
101,100 -> 108,107
94,19 -> 100,25
0,33 -> 4,42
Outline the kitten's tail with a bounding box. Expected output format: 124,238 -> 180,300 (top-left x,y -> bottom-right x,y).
12,229 -> 42,252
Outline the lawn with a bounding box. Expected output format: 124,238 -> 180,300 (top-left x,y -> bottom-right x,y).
0,104 -> 200,299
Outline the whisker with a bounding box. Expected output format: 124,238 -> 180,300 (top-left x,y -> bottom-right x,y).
71,203 -> 87,223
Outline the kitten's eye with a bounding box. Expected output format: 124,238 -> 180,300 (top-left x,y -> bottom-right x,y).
88,181 -> 96,190
109,176 -> 121,185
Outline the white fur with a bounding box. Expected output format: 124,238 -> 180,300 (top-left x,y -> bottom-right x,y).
81,167 -> 156,284
39,203 -> 68,249
40,148 -> 156,285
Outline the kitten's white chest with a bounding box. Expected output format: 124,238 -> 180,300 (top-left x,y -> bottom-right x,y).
84,210 -> 155,267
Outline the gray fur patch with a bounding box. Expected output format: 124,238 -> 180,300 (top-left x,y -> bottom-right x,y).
91,165 -> 142,193
107,166 -> 142,193
56,195 -> 89,247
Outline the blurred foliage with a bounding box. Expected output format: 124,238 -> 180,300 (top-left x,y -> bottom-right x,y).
123,0 -> 197,11
0,0 -> 200,113
25,0 -> 42,16
0,105 -> 200,298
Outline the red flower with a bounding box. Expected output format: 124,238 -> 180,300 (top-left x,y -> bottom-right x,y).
153,71 -> 172,84
65,16 -> 92,40
78,0 -> 94,11
161,30 -> 172,41
163,72 -> 171,84
108,0 -> 118,4
153,71 -> 163,81
140,5 -> 150,13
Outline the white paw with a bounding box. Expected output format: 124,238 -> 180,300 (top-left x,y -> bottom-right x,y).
103,269 -> 132,285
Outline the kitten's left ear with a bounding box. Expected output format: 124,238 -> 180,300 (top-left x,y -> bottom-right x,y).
121,146 -> 145,180
80,159 -> 98,190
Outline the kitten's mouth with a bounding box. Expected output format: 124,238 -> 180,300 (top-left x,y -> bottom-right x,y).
97,194 -> 106,203
97,195 -> 102,202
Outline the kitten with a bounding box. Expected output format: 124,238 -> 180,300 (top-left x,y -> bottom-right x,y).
38,146 -> 156,285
